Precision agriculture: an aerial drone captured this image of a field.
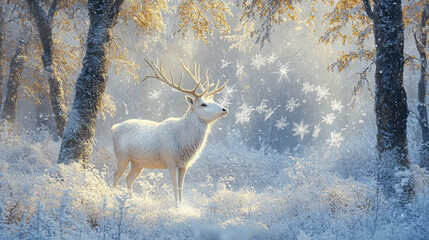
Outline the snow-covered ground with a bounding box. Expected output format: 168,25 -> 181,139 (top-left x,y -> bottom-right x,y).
0,122 -> 428,240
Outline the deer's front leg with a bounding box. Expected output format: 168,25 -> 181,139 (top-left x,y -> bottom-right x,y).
178,167 -> 188,204
168,167 -> 179,207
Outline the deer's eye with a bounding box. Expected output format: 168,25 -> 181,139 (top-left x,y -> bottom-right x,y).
201,103 -> 207,107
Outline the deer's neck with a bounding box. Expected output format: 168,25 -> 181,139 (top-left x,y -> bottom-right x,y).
176,109 -> 210,166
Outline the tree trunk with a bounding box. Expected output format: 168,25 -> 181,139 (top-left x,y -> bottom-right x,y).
415,5 -> 429,170
0,5 -> 5,108
26,0 -> 68,137
1,40 -> 27,122
58,0 -> 124,167
364,0 -> 414,203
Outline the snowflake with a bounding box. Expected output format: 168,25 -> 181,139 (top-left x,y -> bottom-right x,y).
217,85 -> 237,108
331,99 -> 344,112
301,81 -> 315,94
236,61 -> 244,76
275,116 -> 289,130
264,107 -> 278,121
266,53 -> 278,64
255,99 -> 269,113
292,120 -> 310,140
235,103 -> 254,124
123,101 -> 129,115
313,124 -> 321,139
274,60 -> 293,83
149,89 -> 163,100
315,85 -> 330,102
286,97 -> 300,112
327,131 -> 344,148
322,113 -> 336,125
221,59 -> 233,69
250,54 -> 266,70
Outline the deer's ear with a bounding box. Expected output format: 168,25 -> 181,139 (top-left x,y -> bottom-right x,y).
185,95 -> 194,106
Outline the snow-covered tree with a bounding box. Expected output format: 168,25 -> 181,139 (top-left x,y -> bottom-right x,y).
58,0 -> 126,167
1,39 -> 28,122
26,0 -> 70,137
239,0 -> 414,203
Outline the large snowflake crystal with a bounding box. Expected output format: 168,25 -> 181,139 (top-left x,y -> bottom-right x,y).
235,103 -> 254,124
292,120 -> 310,140
274,60 -> 293,83
250,54 -> 266,70
149,89 -> 163,100
331,99 -> 344,112
301,81 -> 315,95
315,85 -> 330,102
275,116 -> 289,130
286,97 -> 300,112
322,113 -> 336,125
327,131 -> 344,148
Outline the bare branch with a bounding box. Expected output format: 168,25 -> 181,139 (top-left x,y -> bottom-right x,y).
47,0 -> 59,21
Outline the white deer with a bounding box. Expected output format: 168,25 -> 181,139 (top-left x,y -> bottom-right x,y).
112,58 -> 228,206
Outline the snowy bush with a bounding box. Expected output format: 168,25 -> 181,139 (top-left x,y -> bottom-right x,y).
0,121 -> 428,239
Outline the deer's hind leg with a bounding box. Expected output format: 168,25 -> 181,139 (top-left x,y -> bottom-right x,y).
126,160 -> 144,190
113,157 -> 130,188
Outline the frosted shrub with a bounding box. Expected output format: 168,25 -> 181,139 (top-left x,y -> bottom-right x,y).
0,121 -> 429,239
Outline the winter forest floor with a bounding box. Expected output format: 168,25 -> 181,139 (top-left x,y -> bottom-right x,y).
0,122 -> 428,240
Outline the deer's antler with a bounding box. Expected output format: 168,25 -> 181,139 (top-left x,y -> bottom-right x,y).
178,58 -> 229,98
143,57 -> 228,98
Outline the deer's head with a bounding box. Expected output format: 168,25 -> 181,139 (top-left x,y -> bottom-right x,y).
144,58 -> 228,123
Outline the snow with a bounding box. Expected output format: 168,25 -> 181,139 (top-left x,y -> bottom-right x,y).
235,103 -> 254,124
1,118 -> 429,239
292,120 -> 310,140
2,2 -> 429,239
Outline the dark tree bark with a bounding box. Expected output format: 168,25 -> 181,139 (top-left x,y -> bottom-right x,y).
1,40 -> 27,122
414,5 -> 429,170
363,0 -> 414,203
26,0 -> 68,137
58,0 -> 124,167
0,5 -> 5,107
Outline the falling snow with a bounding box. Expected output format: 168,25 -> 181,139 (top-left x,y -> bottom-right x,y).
315,85 -> 330,102
322,113 -> 337,125
236,61 -> 244,76
221,59 -> 233,69
266,53 -> 278,64
301,81 -> 315,94
148,89 -> 163,100
274,60 -> 293,83
285,97 -> 300,112
264,107 -> 278,121
275,116 -> 289,130
327,131 -> 344,147
312,124 -> 321,139
217,85 -> 237,108
255,99 -> 269,114
331,99 -> 344,112
292,120 -> 310,140
250,54 -> 267,70
235,103 -> 254,124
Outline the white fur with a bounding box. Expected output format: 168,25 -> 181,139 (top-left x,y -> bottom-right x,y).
112,96 -> 227,206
